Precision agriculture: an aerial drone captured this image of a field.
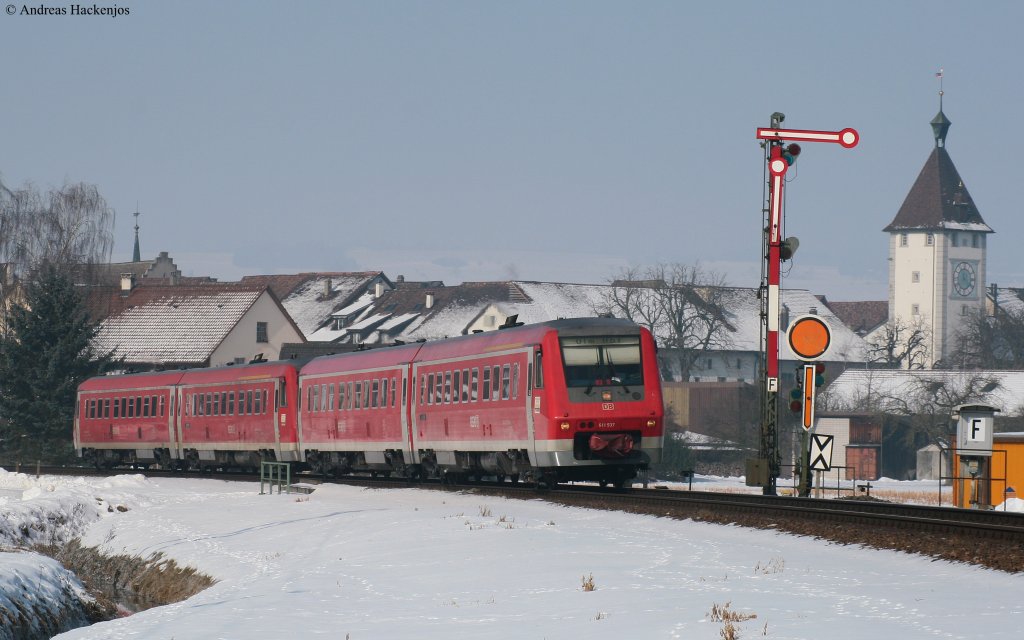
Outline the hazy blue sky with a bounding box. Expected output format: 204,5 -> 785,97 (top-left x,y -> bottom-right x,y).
3,1 -> 1021,300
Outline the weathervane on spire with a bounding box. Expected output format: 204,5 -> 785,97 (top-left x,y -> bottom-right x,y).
132,207 -> 141,263
931,69 -> 951,148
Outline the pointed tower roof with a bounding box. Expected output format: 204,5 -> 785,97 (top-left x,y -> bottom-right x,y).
883,112 -> 992,233
132,210 -> 142,262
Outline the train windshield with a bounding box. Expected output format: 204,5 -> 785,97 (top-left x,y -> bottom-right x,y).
559,335 -> 643,389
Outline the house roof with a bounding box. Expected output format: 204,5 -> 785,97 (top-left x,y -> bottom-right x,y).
91,283 -> 271,366
884,146 -> 992,233
239,272 -> 387,337
820,299 -> 889,336
824,369 -> 1024,417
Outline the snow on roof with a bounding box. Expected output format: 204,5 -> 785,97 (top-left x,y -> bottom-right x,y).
824,368 -> 1024,417
277,275 -> 381,337
93,286 -> 264,365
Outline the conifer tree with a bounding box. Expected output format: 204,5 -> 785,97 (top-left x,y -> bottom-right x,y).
0,262 -> 118,462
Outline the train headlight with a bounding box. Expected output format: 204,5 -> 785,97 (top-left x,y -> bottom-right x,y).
646,419 -> 657,428
560,421 -> 571,431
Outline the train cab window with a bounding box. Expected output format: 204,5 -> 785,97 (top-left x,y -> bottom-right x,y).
511,363 -> 520,400
492,366 -> 501,401
534,350 -> 543,389
482,368 -> 491,401
501,364 -> 511,400
452,371 -> 460,404
559,335 -> 643,389
471,368 -> 479,401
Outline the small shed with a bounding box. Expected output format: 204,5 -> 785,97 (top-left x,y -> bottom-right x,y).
915,442 -> 950,482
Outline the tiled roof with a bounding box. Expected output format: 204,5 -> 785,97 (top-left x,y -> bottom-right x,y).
825,369 -> 1024,416
92,284 -> 267,366
821,300 -> 889,336
884,146 -> 992,232
240,272 -> 386,337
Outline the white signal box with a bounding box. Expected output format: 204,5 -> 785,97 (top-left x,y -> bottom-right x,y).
955,404 -> 998,457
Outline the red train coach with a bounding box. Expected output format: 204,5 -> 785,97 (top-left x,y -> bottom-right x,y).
297,317 -> 664,486
75,360 -> 303,469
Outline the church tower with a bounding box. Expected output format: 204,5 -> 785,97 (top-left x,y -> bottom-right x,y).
884,93 -> 993,368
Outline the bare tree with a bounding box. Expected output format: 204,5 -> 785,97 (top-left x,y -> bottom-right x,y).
952,306 -> 1024,370
866,316 -> 931,370
0,177 -> 115,279
600,263 -> 737,381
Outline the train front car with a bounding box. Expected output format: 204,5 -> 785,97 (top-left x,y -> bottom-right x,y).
75,370 -> 186,468
535,318 -> 664,487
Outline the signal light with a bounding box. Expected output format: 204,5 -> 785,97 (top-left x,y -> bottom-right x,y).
815,362 -> 826,387
789,388 -> 802,413
783,143 -> 801,165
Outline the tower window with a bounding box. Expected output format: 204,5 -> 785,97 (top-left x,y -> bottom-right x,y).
926,233 -> 934,246
961,305 -> 969,316
900,234 -> 908,247
972,234 -> 979,248
912,304 -> 920,316
912,271 -> 920,283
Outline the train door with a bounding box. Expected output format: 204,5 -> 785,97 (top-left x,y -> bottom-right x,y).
167,386 -> 179,461
174,386 -> 185,462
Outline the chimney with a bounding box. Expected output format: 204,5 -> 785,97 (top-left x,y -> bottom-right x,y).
396,274 -> 405,283
120,273 -> 135,294
323,277 -> 332,298
375,282 -> 384,298
426,292 -> 435,309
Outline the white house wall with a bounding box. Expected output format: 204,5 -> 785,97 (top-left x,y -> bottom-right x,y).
211,292 -> 304,366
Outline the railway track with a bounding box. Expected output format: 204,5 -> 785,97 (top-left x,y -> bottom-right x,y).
9,462 -> 1024,572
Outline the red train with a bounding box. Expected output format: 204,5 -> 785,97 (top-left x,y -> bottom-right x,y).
75,318 -> 664,487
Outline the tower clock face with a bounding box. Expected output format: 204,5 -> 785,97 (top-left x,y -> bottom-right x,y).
953,261 -> 976,297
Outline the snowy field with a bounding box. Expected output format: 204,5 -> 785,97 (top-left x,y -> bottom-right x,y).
2,469 -> 1023,639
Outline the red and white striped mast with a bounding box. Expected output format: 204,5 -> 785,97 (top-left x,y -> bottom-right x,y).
754,114 -> 857,495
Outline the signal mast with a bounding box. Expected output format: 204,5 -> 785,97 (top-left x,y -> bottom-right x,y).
753,113 -> 858,495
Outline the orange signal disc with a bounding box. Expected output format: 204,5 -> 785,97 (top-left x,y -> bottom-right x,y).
788,316 -> 831,360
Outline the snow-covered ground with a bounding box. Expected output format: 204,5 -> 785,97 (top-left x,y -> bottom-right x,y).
2,468 -> 1023,639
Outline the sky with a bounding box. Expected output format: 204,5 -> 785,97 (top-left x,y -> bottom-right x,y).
2,1 -> 1022,301
3,470 -> 1023,639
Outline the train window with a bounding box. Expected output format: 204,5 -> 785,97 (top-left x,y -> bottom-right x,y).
160,396 -> 166,417
393,377 -> 398,407
337,383 -> 345,412
321,384 -> 328,411
307,386 -> 313,413
444,371 -> 452,404
87,399 -> 95,419
471,368 -> 479,401
212,394 -> 219,417
492,366 -> 501,401
254,389 -> 263,415
228,391 -> 235,415
145,396 -> 152,418
511,363 -> 519,400
246,390 -> 254,415
370,379 -> 378,408
113,397 -> 120,418
434,373 -> 443,405
207,393 -> 215,416
263,390 -> 268,413
527,362 -> 533,395
382,379 -> 390,408
423,374 -> 431,406
501,364 -> 511,400
127,397 -> 134,418
103,398 -> 110,418
328,384 -> 335,411
353,381 -> 361,409
462,369 -> 470,402
220,392 -> 227,416
482,368 -> 491,401
152,395 -> 158,416
452,370 -> 461,404
363,380 -> 371,409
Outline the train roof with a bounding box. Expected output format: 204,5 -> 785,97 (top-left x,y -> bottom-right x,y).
299,342 -> 425,376
78,369 -> 188,391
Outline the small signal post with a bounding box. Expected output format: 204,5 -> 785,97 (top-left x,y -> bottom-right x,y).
752,113 -> 856,495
